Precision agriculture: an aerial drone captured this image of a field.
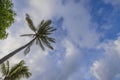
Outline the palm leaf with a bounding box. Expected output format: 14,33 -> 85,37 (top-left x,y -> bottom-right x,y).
38,20 -> 44,28
9,60 -> 25,76
38,20 -> 52,33
0,62 -> 7,76
24,46 -> 30,55
11,66 -> 31,80
25,13 -> 36,32
24,39 -> 34,55
46,37 -> 56,43
41,37 -> 54,50
0,61 -> 10,76
40,20 -> 44,25
48,27 -> 56,32
6,60 -> 10,75
20,34 -> 35,37
38,38 -> 45,50
9,60 -> 31,80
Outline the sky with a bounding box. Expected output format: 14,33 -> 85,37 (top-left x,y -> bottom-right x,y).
0,0 -> 120,80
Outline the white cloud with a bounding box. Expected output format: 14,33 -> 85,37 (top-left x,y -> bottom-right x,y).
57,39 -> 81,80
114,37 -> 120,55
23,39 -> 81,80
26,0 -> 100,48
53,0 -> 100,48
0,0 -> 102,80
91,38 -> 120,80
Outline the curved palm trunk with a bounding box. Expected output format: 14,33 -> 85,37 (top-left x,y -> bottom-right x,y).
0,38 -> 36,65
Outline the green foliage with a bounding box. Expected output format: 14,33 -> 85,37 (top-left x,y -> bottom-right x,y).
0,13 -> 56,65
21,13 -> 56,54
0,0 -> 15,39
0,60 -> 31,80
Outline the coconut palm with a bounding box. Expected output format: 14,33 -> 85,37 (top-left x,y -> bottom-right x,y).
0,60 -> 31,80
0,13 -> 56,64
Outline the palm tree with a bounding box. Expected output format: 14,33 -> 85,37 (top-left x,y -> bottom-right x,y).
0,60 -> 31,80
0,13 -> 56,64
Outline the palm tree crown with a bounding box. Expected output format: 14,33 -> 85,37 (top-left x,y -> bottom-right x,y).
0,13 -> 56,64
0,60 -> 31,80
21,13 -> 56,54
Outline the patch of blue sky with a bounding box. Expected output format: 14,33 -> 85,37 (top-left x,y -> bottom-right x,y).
52,16 -> 68,40
61,0 -> 68,5
47,42 -> 66,63
53,17 -> 64,28
13,0 -> 29,12
90,0 -> 120,41
9,0 -> 120,80
74,0 -> 81,3
68,65 -> 96,80
90,0 -> 113,25
80,48 -> 105,67
48,17 -> 68,60
99,10 -> 120,40
113,75 -> 120,80
61,0 -> 80,5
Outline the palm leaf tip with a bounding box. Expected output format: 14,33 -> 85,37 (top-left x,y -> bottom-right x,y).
25,13 -> 29,18
24,40 -> 34,55
24,46 -> 30,55
47,37 -> 56,43
25,13 -> 36,32
46,20 -> 52,25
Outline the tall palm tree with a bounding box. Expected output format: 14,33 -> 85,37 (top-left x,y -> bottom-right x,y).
0,13 -> 56,64
0,60 -> 31,80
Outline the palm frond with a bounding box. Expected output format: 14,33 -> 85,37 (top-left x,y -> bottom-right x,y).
0,62 -> 7,76
46,37 -> 56,43
41,37 -> 54,50
6,61 -> 10,75
25,13 -> 36,32
38,38 -> 45,50
47,27 -> 56,32
44,27 -> 56,35
38,20 -> 44,28
11,66 -> 31,80
9,60 -> 25,76
24,39 -> 35,55
20,34 -> 35,37
9,60 -> 31,80
38,26 -> 56,37
38,20 -> 52,33
35,19 -> 56,50
40,20 -> 44,25
24,46 -> 30,55
0,61 -> 10,76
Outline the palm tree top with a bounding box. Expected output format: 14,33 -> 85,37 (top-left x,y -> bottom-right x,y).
0,60 -> 31,80
0,13 -> 56,65
21,13 -> 56,54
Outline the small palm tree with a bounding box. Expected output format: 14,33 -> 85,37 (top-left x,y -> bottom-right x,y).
0,60 -> 31,80
0,13 -> 56,64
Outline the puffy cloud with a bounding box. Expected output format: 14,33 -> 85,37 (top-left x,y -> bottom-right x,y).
91,38 -> 120,80
26,0 -> 100,48
57,39 -> 81,80
24,0 -> 101,80
25,39 -> 81,80
0,0 -> 102,80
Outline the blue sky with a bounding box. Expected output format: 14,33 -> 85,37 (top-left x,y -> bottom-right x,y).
0,0 -> 120,80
